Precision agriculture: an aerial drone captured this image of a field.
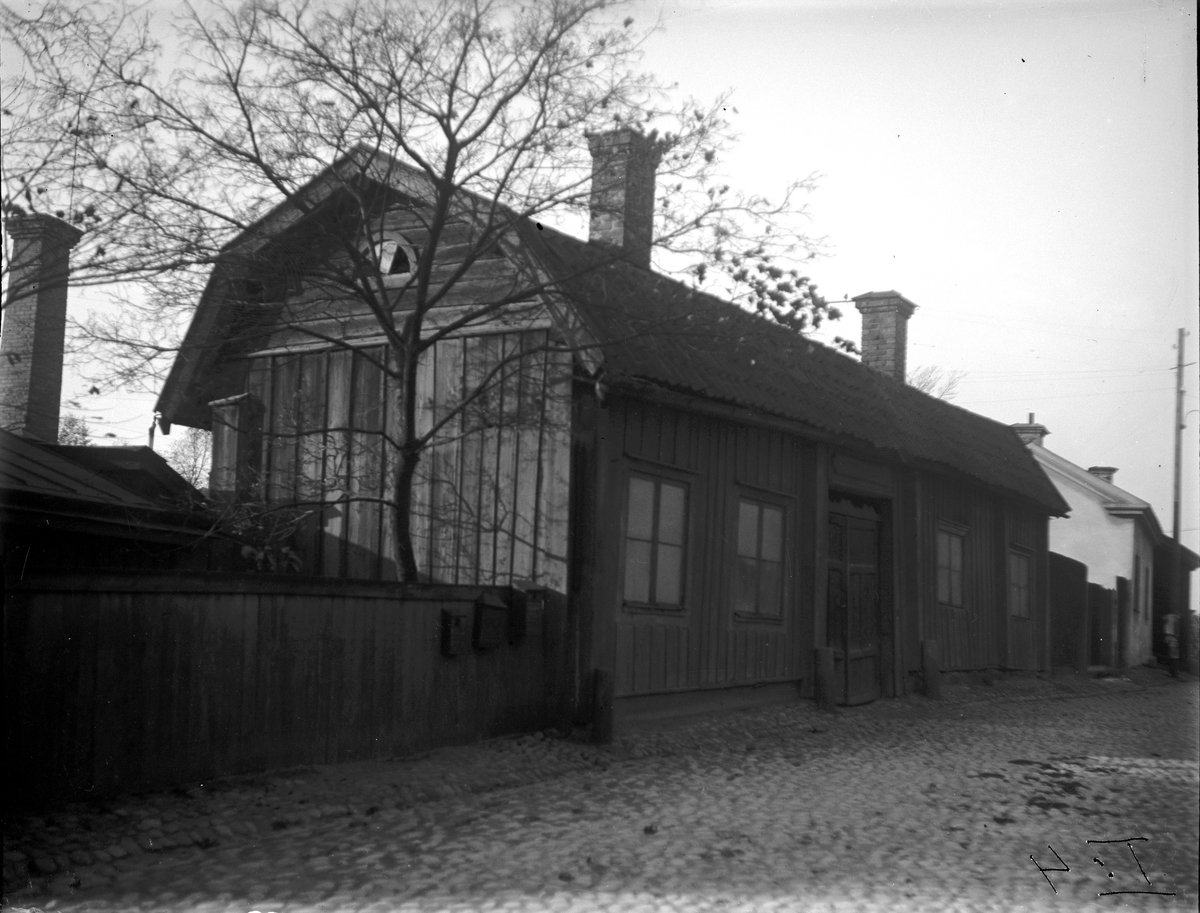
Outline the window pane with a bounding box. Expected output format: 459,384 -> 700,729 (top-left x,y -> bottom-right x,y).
624,540 -> 652,602
950,534 -> 963,572
658,482 -> 687,546
627,477 -> 655,540
735,556 -> 758,614
738,500 -> 759,557
950,569 -> 963,607
759,560 -> 782,615
937,566 -> 950,604
761,506 -> 783,562
656,544 -> 683,605
849,525 -> 876,565
937,531 -> 949,569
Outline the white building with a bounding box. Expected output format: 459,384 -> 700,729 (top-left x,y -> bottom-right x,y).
1011,416 -> 1162,668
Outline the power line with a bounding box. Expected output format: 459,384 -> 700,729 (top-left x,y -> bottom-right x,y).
960,386 -> 1177,406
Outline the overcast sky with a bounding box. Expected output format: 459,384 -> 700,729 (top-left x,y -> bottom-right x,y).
57,0 -> 1198,596
622,0 -> 1199,580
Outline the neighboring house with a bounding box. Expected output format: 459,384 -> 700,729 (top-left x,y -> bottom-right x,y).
1153,538 -> 1200,674
0,429 -> 214,574
155,130 -> 1067,724
1010,416 -> 1163,668
1,215 -> 215,575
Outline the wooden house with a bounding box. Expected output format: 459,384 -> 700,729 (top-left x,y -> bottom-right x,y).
155,131 -> 1068,728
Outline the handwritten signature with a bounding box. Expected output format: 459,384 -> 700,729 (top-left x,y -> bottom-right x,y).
1030,837 -> 1176,897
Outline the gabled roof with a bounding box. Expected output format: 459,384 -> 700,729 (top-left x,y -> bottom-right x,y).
520,221 -> 1068,514
1027,444 -> 1164,542
156,151 -> 1068,515
158,145 -> 435,429
0,430 -> 209,540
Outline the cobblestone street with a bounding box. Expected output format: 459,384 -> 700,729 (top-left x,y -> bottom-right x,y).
4,668 -> 1197,913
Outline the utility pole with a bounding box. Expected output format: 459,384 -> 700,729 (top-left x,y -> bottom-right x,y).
1171,329 -> 1187,653
1174,328 -> 1186,546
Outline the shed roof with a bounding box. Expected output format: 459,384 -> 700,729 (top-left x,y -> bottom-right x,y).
0,430 -> 208,539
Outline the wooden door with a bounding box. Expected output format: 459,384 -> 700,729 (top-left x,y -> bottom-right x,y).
827,501 -> 882,705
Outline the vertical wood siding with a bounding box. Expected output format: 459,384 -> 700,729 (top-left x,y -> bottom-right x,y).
235,328 -> 570,588
4,574 -> 571,810
915,476 -> 1048,672
607,397 -> 814,698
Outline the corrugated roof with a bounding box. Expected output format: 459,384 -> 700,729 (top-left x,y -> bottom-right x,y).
520,222 -> 1068,514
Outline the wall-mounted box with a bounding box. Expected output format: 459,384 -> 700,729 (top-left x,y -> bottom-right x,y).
440,610 -> 468,657
507,582 -> 548,645
473,592 -> 508,650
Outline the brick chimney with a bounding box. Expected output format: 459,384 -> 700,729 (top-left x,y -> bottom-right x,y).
853,290 -> 917,382
1011,413 -> 1050,447
1,214 -> 83,441
1087,466 -> 1117,484
586,128 -> 663,269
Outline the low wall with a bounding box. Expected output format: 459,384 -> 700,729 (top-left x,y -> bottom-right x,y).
3,572 -> 571,811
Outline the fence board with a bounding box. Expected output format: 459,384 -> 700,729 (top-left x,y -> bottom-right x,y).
4,573 -> 570,811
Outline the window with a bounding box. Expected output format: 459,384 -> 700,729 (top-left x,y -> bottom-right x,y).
1009,550 -> 1031,619
623,475 -> 687,607
735,498 -> 784,616
936,528 -> 965,607
374,238 -> 419,277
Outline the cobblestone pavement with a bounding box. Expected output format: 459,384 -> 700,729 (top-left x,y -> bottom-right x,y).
4,667 -> 1197,913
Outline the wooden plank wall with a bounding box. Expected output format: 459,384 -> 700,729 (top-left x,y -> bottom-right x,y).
916,475 -> 1049,672
3,573 -> 570,811
239,331 -> 570,589
607,397 -> 816,698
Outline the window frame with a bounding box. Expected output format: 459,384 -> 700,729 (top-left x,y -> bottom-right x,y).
621,470 -> 691,614
936,523 -> 967,609
373,236 -> 421,286
732,491 -> 789,622
1008,547 -> 1033,619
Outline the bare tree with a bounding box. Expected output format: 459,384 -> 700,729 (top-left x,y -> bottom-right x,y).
909,365 -> 965,401
10,0 -> 842,581
1,2 -> 216,307
56,413 -> 91,444
163,425 -> 211,490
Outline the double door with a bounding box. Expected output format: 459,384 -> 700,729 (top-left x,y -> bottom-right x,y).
827,499 -> 882,705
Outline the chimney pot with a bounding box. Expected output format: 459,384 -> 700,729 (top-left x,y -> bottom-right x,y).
1087,466 -> 1118,484
1011,418 -> 1050,447
852,290 -> 917,382
586,128 -> 663,270
1,213 -> 83,441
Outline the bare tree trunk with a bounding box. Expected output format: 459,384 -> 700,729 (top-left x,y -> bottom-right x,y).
393,444 -> 422,583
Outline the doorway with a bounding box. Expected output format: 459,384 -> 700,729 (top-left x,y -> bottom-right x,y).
827,495 -> 883,705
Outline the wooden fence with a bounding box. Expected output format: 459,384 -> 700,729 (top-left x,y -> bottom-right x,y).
4,572 -> 572,812
1087,582 -> 1117,668
1049,552 -> 1088,670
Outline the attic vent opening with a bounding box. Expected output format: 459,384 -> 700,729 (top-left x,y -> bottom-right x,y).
377,238 -> 417,276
